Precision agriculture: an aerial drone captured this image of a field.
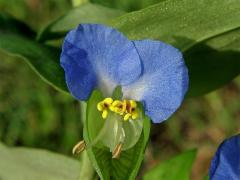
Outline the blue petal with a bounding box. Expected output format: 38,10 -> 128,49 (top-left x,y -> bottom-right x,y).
61,41 -> 96,100
209,135 -> 240,180
61,24 -> 142,100
122,40 -> 188,123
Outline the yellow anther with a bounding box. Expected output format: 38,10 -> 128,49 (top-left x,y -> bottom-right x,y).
131,111 -> 138,120
97,98 -> 139,121
110,100 -> 126,115
124,100 -> 139,120
104,97 -> 113,104
124,113 -> 132,121
112,100 -> 121,106
129,100 -> 137,108
102,109 -> 108,119
110,100 -> 121,111
122,100 -> 127,112
97,97 -> 113,119
97,102 -> 104,111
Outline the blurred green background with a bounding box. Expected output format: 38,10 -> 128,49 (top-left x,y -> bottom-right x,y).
0,0 -> 239,179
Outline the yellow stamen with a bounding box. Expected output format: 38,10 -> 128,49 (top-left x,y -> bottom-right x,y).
124,100 -> 139,120
102,109 -> 108,119
122,100 -> 127,113
124,113 -> 132,121
97,97 -> 113,119
112,100 -> 121,107
110,100 -> 121,111
132,111 -> 138,120
97,98 -> 139,121
110,100 -> 127,115
104,97 -> 113,104
130,100 -> 137,108
97,102 -> 104,111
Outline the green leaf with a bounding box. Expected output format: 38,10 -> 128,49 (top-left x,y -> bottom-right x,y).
143,149 -> 197,180
185,30 -> 240,96
0,13 -> 68,93
112,0 -> 240,51
38,3 -> 124,42
83,90 -> 150,179
0,142 -> 80,180
91,0 -> 163,12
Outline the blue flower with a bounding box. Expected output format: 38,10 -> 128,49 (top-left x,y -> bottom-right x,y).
60,24 -> 188,123
209,134 -> 240,180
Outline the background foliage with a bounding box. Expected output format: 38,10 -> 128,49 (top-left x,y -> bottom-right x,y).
0,0 -> 240,179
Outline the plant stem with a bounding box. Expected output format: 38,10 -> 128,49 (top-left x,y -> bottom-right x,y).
80,101 -> 87,124
78,151 -> 95,180
78,101 -> 95,180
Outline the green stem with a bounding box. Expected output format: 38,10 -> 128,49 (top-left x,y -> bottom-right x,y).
78,101 -> 95,180
78,151 -> 95,180
80,101 -> 87,124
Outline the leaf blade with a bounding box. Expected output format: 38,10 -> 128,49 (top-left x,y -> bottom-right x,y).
0,33 -> 68,92
0,13 -> 68,93
112,0 -> 240,51
38,3 -> 124,42
0,142 -> 80,180
185,28 -> 240,96
143,149 -> 197,180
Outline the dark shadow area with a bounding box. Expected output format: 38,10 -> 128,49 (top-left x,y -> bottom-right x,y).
185,42 -> 240,97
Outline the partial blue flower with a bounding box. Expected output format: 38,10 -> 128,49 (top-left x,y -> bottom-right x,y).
60,24 -> 188,123
209,134 -> 240,180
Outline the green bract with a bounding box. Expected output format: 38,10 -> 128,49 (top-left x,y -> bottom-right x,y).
84,91 -> 150,179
